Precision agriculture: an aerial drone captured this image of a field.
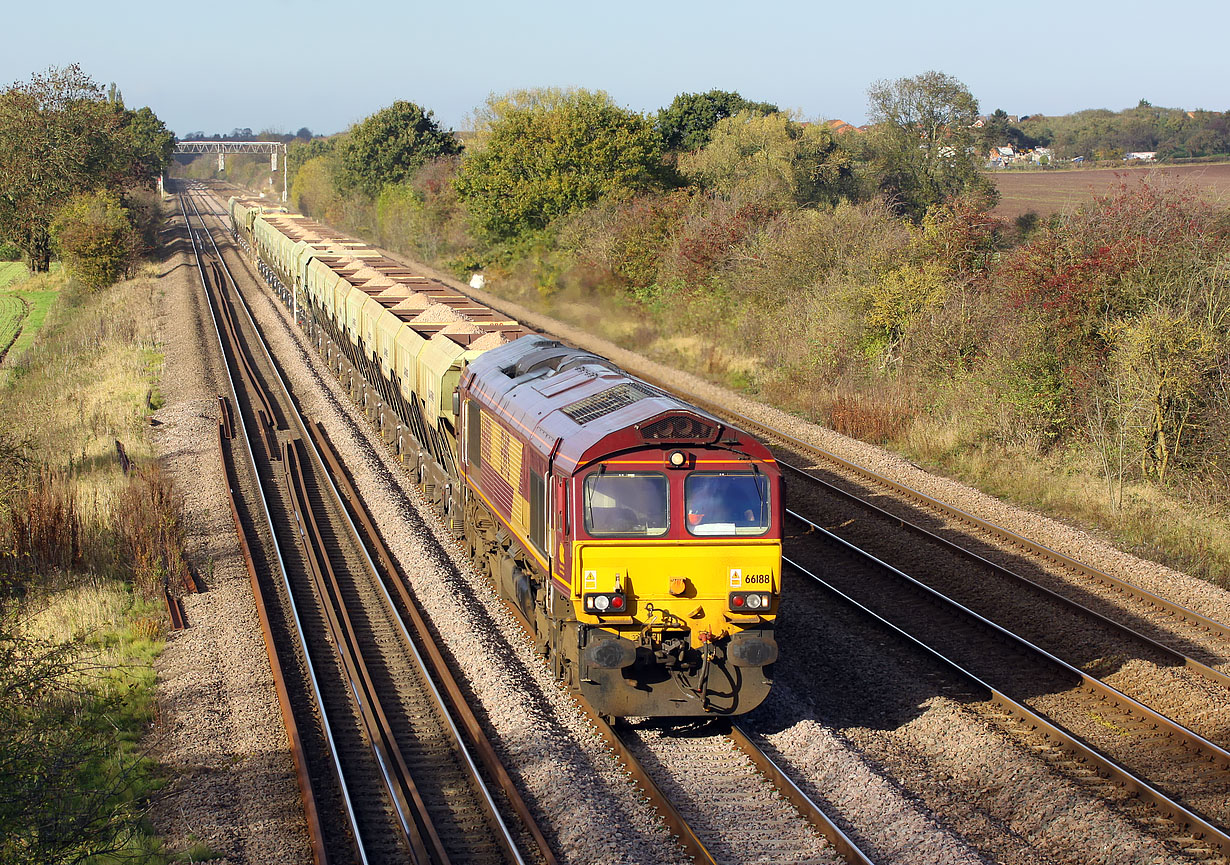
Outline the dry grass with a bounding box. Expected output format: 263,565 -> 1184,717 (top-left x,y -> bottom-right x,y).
903,420 -> 1230,589
3,265 -> 162,470
1,262 -> 182,593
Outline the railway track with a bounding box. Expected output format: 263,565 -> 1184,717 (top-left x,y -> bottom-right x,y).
787,510 -> 1230,857
179,185 -> 550,865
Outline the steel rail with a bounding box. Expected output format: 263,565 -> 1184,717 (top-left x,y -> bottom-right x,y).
188,186 -> 535,865
725,724 -> 876,865
179,190 -> 362,863
786,507 -> 1230,771
490,591 -> 719,865
309,419 -> 556,865
215,409 -> 328,864
775,459 -> 1230,689
785,511 -> 1230,859
282,437 -> 442,864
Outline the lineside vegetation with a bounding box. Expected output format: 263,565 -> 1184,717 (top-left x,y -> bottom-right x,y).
0,64 -> 186,863
229,76 -> 1230,587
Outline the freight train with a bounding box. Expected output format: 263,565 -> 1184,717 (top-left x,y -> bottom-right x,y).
228,195 -> 782,717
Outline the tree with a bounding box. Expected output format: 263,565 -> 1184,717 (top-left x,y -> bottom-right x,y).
1108,310 -> 1218,483
0,66 -> 165,271
456,89 -> 664,241
979,108 -> 1012,150
49,190 -> 138,290
864,70 -> 992,220
657,90 -> 779,152
339,101 -> 459,195
119,106 -> 174,185
679,110 -> 855,207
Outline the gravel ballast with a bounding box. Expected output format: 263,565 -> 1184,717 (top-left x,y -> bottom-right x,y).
145,211 -> 310,863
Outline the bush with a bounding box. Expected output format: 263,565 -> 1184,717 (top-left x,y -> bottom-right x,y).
456,89 -> 664,241
0,241 -> 20,261
48,190 -> 137,291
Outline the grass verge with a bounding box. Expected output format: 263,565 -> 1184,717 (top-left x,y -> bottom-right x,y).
901,420 -> 1230,590
1,261 -> 186,864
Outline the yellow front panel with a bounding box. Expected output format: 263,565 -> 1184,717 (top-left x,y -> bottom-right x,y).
575,540 -> 780,646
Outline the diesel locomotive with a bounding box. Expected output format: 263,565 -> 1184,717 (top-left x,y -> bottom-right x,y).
229,195 -> 782,717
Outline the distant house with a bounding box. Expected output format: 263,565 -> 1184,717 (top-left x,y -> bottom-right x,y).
995,146 -> 1015,160
1031,147 -> 1053,164
1124,151 -> 1157,162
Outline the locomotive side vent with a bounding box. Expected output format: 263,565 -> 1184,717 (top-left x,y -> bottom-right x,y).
561,382 -> 661,425
639,414 -> 717,442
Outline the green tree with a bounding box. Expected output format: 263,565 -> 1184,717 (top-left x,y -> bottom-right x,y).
0,66 -> 163,272
49,190 -> 138,290
456,88 -> 664,241
978,108 -> 1012,151
656,89 -> 779,152
288,134 -> 337,186
119,106 -> 174,184
339,101 -> 459,195
679,110 -> 855,207
864,70 -> 992,220
860,261 -> 950,364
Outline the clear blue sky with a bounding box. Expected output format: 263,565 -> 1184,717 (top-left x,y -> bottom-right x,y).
5,0 -> 1228,137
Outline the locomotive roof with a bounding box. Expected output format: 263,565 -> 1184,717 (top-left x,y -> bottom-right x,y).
462,335 -> 769,474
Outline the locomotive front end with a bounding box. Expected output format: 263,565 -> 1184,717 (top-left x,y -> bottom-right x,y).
459,337 -> 783,718
565,425 -> 782,717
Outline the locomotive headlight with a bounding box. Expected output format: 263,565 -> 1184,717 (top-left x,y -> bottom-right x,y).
585,592 -> 629,615
667,450 -> 687,468
729,591 -> 773,613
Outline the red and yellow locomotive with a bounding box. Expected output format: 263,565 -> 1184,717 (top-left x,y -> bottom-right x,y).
459,336 -> 781,717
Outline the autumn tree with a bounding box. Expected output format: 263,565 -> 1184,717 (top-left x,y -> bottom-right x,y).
338,101 -> 459,196
49,190 -> 139,290
1107,311 -> 1219,483
456,88 -> 664,240
679,110 -> 856,208
864,70 -> 993,220
656,89 -> 779,152
0,66 -> 170,271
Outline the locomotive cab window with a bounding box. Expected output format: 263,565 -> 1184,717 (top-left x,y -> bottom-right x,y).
685,472 -> 770,537
583,472 -> 668,537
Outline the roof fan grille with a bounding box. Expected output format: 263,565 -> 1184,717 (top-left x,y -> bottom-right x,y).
561,382 -> 659,425
640,414 -> 716,441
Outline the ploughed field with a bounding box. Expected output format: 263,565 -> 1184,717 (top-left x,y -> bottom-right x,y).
990,161 -> 1230,220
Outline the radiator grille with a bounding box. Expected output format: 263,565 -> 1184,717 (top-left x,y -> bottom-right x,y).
561,382 -> 660,425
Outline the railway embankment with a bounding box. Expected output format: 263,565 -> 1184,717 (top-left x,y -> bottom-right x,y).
0,250 -> 193,860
